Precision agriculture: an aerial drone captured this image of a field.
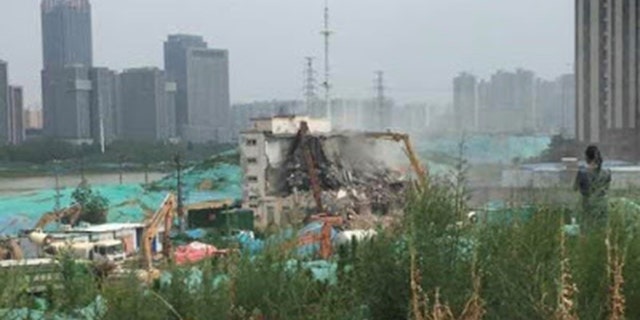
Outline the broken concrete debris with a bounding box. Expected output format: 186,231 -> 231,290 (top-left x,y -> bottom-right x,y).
240,116 -> 423,229
279,130 -> 410,221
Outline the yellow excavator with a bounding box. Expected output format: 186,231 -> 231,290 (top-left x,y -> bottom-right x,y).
137,193 -> 176,282
364,132 -> 428,188
33,205 -> 83,231
0,238 -> 23,261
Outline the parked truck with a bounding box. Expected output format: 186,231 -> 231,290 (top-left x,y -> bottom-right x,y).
27,230 -> 126,264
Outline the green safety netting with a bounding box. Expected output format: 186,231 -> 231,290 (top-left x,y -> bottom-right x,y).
0,162 -> 242,234
0,136 -> 552,235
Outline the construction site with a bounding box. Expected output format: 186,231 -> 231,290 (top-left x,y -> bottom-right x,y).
3,112 -> 640,318
0,114 -> 427,271
5,0 -> 640,317
0,113 -> 433,316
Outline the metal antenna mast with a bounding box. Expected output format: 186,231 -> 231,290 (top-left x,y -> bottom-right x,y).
374,71 -> 386,130
321,0 -> 333,121
304,57 -> 318,116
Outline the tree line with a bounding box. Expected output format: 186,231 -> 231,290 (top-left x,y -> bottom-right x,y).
0,138 -> 235,165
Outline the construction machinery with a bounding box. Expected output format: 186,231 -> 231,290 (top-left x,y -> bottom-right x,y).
140,193 -> 176,273
289,121 -> 325,215
33,205 -> 83,230
364,132 -> 428,187
27,230 -> 126,264
0,238 -> 23,260
298,214 -> 344,259
287,122 -> 347,258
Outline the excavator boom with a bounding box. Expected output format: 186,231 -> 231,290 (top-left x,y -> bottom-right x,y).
140,193 -> 176,270
34,205 -> 83,230
364,132 -> 428,187
0,239 -> 23,261
290,121 -> 325,215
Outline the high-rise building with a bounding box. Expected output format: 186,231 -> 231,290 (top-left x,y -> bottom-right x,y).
330,99 -> 367,131
393,103 -> 430,134
576,0 -> 639,154
7,86 -> 24,145
164,34 -> 231,143
120,68 -> 176,142
558,74 -> 576,136
454,69 -> 573,135
453,72 -> 478,130
475,69 -> 537,133
536,74 -> 576,136
42,66 -> 93,142
41,0 -> 96,142
89,68 -> 118,143
0,61 -> 8,144
41,0 -> 92,70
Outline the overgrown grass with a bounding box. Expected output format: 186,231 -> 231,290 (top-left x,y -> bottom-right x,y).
2,182 -> 640,319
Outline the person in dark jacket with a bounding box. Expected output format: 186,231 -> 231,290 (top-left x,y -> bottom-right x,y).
574,145 -> 612,232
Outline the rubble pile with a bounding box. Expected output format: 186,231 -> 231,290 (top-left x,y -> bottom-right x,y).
280,134 -> 409,218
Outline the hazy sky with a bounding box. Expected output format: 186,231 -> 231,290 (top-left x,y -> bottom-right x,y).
0,0 -> 573,107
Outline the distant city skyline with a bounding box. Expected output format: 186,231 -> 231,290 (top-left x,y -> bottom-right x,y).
1,0 -> 573,107
453,69 -> 575,135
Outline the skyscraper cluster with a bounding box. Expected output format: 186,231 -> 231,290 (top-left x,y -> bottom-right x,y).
453,69 -> 575,135
39,0 -> 231,145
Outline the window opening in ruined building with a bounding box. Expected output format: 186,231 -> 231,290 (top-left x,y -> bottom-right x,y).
246,139 -> 257,146
247,176 -> 258,183
247,157 -> 258,164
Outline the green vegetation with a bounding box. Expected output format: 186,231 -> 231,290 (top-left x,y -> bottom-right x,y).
0,138 -> 236,177
71,184 -> 109,225
1,177 -> 640,319
533,134 -> 583,163
0,138 -> 235,164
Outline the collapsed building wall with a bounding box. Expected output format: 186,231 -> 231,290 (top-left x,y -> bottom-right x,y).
247,132 -> 409,228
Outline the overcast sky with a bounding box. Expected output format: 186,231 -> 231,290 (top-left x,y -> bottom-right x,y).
0,0 -> 573,107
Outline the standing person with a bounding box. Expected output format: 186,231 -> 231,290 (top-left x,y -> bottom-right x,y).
574,145 -> 612,232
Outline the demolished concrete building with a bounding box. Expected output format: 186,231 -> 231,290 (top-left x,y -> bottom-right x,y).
240,115 -> 413,229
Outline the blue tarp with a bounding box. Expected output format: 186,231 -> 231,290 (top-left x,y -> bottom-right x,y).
296,222 -> 339,258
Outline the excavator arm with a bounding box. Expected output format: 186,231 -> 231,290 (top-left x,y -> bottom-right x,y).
33,205 -> 83,230
364,132 -> 428,188
140,193 -> 176,270
0,239 -> 23,261
290,121 -> 325,215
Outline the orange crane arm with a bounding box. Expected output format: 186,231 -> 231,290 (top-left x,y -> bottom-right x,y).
140,193 -> 176,270
34,205 -> 82,230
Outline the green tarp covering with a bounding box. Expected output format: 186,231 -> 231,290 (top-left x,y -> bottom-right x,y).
0,135 -> 552,235
0,163 -> 242,234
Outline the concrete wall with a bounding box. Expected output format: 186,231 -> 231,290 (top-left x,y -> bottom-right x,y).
502,166 -> 640,189
250,116 -> 331,135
